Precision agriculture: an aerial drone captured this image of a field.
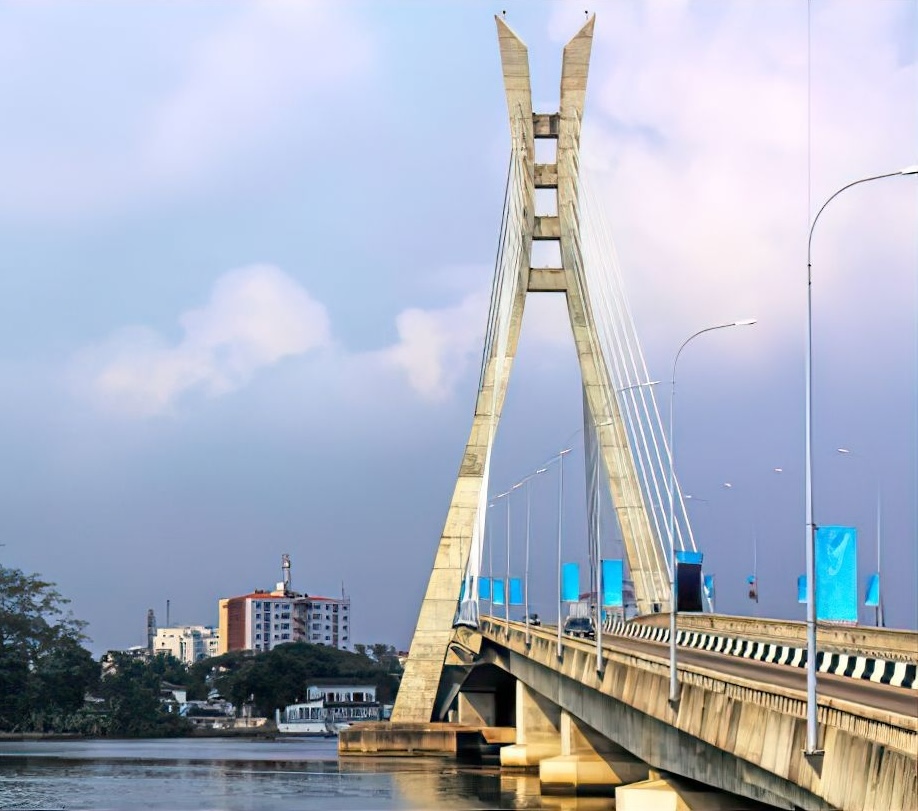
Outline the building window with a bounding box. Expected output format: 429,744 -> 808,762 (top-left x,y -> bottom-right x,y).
255,633 -> 261,640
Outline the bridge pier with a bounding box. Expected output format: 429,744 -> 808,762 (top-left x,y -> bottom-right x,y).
539,710 -> 649,794
500,681 -> 562,767
616,771 -> 766,810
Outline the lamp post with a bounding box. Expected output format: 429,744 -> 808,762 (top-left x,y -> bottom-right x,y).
836,447 -> 883,627
668,319 -> 756,708
803,165 -> 917,755
594,381 -> 659,673
556,447 -> 572,658
491,490 -> 511,628
514,467 -> 547,645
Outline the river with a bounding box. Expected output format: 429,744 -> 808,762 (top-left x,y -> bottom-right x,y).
0,738 -> 615,810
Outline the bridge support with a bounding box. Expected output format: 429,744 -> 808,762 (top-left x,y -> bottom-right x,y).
616,772 -> 765,811
396,9 -> 669,726
540,711 -> 649,794
500,681 -> 562,767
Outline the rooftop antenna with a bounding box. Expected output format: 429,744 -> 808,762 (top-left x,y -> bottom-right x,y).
166,599 -> 170,627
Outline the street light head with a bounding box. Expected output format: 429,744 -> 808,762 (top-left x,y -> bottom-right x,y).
723,482 -> 733,488
900,164 -> 918,176
733,318 -> 757,327
837,447 -> 851,454
536,467 -> 548,474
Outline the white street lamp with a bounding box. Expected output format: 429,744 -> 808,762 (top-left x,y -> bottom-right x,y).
513,467 -> 548,645
803,165 -> 916,755
668,318 -> 756,708
556,447 -> 572,658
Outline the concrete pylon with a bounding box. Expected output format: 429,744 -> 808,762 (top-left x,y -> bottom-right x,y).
394,14 -> 666,724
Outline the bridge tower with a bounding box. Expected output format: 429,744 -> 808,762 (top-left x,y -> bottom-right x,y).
393,15 -> 670,723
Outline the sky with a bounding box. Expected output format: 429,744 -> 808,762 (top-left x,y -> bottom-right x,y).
0,1 -> 915,656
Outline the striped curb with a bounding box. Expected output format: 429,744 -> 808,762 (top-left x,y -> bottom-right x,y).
600,619 -> 917,690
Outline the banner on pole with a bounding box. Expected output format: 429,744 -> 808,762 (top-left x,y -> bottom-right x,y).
601,559 -> 624,607
492,578 -> 506,606
797,574 -> 806,603
864,572 -> 880,607
561,562 -> 580,602
509,577 -> 523,606
815,526 -> 858,623
703,574 -> 715,601
478,577 -> 491,601
675,550 -> 703,612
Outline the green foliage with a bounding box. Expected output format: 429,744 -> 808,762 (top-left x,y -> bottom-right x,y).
208,642 -> 401,717
97,652 -> 192,737
0,564 -> 97,731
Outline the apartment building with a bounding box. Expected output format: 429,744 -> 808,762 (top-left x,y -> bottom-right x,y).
152,625 -> 220,665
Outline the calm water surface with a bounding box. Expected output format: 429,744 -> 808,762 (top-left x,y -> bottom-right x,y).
0,738 -> 615,811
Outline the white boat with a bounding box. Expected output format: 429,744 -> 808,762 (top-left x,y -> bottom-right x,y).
276,682 -> 381,736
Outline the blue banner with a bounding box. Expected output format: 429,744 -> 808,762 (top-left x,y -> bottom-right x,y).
676,550 -> 703,565
478,577 -> 491,601
703,574 -> 715,601
797,574 -> 807,603
459,579 -> 466,602
492,579 -> 505,606
601,559 -> 624,607
864,572 -> 880,607
509,578 -> 523,606
561,562 -> 580,602
816,526 -> 858,622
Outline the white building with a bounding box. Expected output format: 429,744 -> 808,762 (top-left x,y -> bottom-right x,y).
303,596 -> 350,651
153,625 -> 220,665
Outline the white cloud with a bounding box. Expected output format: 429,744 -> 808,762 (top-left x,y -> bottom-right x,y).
74,267 -> 504,415
143,2 -> 374,185
378,291 -> 489,402
0,2 -> 375,220
551,1 -> 915,363
75,265 -> 331,417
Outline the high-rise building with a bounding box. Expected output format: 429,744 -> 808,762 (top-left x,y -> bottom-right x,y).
303,595 -> 350,650
218,588 -> 307,654
217,556 -> 351,654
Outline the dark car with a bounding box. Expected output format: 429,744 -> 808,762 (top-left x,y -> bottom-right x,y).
563,616 -> 594,639
528,613 -> 541,627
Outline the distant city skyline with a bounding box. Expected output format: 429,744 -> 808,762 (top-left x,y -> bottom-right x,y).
0,1 -> 914,654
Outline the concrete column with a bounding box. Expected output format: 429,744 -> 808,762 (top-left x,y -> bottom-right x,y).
540,711 -> 649,794
500,681 -> 561,767
457,691 -> 496,727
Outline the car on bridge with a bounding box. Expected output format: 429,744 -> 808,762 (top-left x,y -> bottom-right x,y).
563,615 -> 594,639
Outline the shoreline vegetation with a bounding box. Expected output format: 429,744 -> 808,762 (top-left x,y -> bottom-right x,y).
0,563 -> 401,739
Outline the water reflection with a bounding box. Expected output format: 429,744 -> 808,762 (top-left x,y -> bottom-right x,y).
0,740 -> 615,811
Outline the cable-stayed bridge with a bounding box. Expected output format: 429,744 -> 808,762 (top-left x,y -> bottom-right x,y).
355,15 -> 918,811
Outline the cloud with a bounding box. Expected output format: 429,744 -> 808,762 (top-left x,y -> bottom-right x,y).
377,291 -> 489,402
73,266 -> 508,415
0,2 -> 375,221
75,265 -> 331,417
143,2 -> 374,185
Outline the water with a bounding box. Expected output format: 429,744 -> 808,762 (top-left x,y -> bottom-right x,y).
0,738 -> 615,810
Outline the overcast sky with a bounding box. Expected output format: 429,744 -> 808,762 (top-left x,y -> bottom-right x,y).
0,1 -> 914,655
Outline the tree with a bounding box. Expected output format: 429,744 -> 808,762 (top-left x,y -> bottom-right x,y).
0,565 -> 95,731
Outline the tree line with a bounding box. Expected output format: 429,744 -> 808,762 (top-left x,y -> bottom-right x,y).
0,564 -> 400,736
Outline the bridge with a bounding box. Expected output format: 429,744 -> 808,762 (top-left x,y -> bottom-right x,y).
345,14 -> 918,811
